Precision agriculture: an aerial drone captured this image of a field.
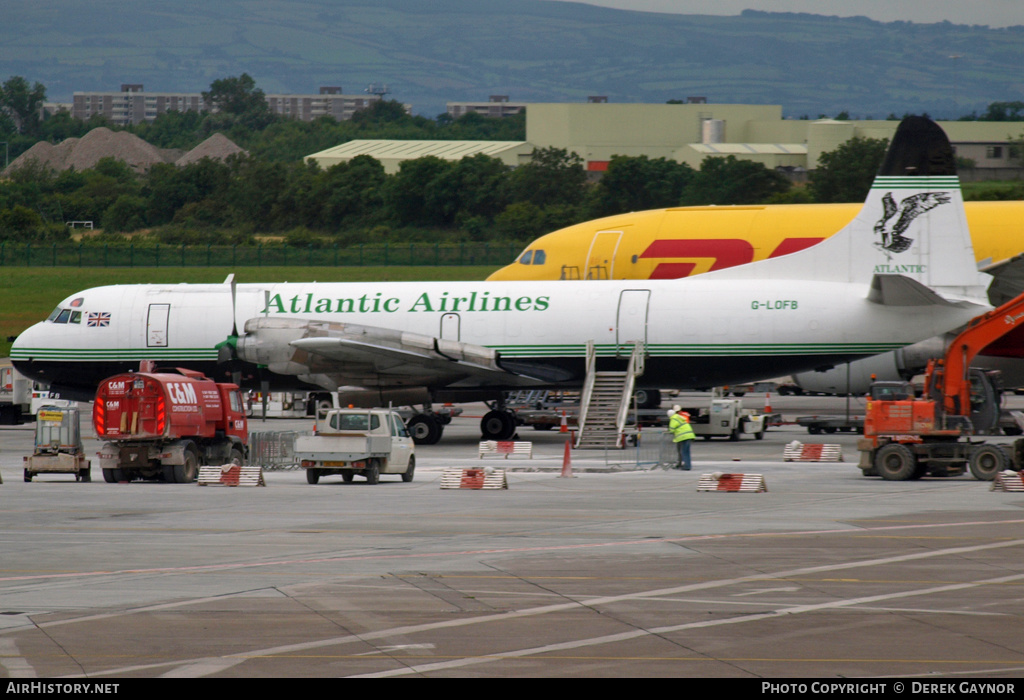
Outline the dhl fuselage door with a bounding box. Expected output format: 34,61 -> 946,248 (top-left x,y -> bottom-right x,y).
585,230 -> 623,280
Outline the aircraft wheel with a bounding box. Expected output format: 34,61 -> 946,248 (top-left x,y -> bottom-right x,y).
875,443 -> 916,481
969,445 -> 1007,481
408,414 -> 443,445
481,410 -> 516,440
635,389 -> 661,409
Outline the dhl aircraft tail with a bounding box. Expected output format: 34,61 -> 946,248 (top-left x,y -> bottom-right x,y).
703,116 -> 990,304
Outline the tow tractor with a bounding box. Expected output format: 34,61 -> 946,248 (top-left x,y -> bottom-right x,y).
24,406 -> 91,482
858,291 -> 1024,481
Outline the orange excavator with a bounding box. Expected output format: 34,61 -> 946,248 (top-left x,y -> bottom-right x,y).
859,291 -> 1024,481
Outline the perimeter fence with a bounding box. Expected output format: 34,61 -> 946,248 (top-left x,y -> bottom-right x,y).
0,241 -> 523,268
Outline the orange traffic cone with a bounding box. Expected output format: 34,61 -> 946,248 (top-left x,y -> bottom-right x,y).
561,439 -> 574,478
559,410 -> 568,433
764,392 -> 772,414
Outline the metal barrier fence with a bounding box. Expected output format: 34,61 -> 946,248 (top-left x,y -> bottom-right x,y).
0,241 -> 523,268
602,429 -> 677,470
249,430 -> 307,470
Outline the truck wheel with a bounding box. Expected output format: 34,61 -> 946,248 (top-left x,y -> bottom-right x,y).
175,447 -> 200,484
24,469 -> 32,482
408,414 -> 443,445
875,443 -> 917,481
402,456 -> 415,483
969,445 -> 1007,481
229,447 -> 244,466
306,469 -> 320,485
342,471 -> 354,483
364,459 -> 379,485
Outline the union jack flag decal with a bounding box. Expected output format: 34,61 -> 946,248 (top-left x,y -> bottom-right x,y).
87,312 -> 111,327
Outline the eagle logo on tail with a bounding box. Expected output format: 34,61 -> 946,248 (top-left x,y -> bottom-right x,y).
873,192 -> 950,254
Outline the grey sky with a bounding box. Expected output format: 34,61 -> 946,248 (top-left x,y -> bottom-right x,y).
544,1 -> 1022,28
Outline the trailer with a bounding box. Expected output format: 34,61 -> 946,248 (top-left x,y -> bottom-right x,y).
796,415 -> 864,435
23,406 -> 91,482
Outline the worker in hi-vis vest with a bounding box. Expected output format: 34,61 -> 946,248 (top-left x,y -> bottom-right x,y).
668,405 -> 695,471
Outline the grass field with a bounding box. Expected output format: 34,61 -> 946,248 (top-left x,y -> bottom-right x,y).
0,265 -> 500,357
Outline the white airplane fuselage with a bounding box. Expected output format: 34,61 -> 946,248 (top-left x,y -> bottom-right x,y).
11,276 -> 984,400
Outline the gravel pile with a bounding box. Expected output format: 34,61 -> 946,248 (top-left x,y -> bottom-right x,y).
3,129 -> 246,176
64,128 -> 167,173
177,133 -> 247,166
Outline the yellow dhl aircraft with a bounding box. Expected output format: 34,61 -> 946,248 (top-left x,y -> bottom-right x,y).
488,201 -> 1022,284
487,200 -> 1024,393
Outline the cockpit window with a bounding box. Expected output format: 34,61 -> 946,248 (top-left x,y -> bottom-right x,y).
532,249 -> 546,265
518,250 -> 533,265
70,311 -> 82,324
54,309 -> 72,324
47,307 -> 62,322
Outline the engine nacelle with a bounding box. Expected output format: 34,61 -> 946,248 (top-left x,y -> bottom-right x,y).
792,336 -> 947,395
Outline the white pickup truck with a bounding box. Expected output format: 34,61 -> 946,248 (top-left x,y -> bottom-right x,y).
295,408 -> 415,485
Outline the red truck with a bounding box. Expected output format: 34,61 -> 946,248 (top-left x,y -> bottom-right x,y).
93,367 -> 248,483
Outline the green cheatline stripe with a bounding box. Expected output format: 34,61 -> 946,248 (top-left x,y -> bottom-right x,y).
872,176 -> 960,190
11,347 -> 217,360
14,342 -> 907,361
492,343 -> 905,357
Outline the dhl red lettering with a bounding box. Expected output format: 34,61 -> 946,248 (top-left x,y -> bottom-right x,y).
639,239 -> 755,271
769,238 -> 825,257
649,262 -> 696,279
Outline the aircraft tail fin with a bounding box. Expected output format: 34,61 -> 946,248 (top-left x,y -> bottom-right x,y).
706,116 -> 989,302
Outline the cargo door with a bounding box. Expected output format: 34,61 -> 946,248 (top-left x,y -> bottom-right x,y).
616,289 -> 650,352
147,303 -> 170,347
585,230 -> 623,280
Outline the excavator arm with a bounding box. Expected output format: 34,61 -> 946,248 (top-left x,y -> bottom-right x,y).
932,291 -> 1024,417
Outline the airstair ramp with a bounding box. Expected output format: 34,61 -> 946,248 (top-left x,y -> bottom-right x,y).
575,341 -> 644,450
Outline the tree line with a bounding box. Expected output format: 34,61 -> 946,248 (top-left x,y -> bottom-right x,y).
1,74 -> 1021,247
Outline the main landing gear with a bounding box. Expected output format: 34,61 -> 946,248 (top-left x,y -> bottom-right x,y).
480,398 -> 518,441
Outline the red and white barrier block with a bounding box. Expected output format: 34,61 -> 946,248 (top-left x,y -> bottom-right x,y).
697,472 -> 768,493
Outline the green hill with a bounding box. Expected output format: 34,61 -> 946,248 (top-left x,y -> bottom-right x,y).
5,1 -> 1022,117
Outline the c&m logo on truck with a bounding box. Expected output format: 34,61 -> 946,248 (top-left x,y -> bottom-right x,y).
167,382 -> 198,405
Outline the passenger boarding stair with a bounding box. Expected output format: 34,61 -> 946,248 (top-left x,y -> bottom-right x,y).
574,341 -> 645,449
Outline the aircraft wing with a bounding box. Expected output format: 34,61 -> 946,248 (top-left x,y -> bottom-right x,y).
234,317 -> 565,389
982,252 -> 1024,307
